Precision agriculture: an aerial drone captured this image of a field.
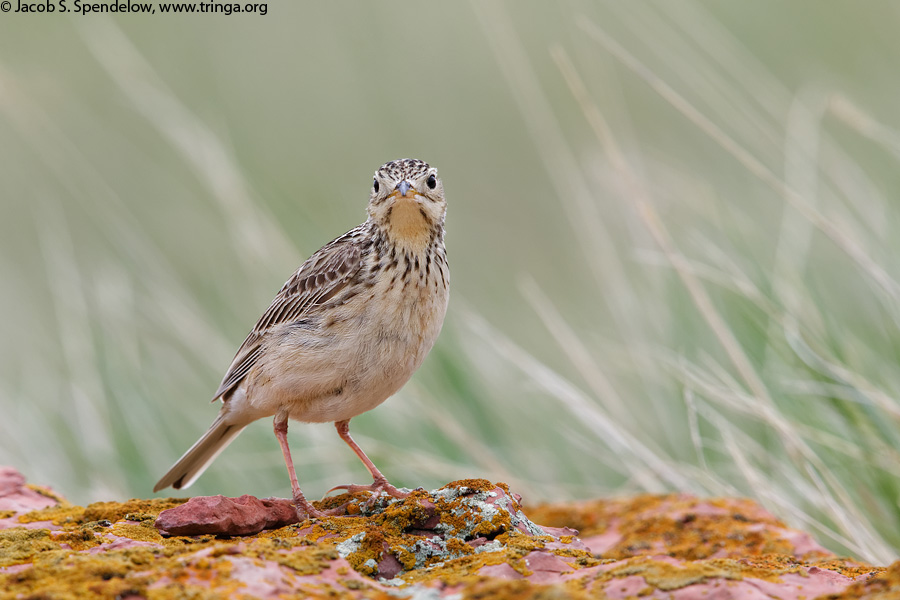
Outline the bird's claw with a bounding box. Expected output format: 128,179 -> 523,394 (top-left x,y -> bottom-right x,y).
294,496 -> 345,521
325,479 -> 410,508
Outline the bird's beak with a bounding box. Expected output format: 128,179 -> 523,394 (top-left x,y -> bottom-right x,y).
396,180 -> 412,197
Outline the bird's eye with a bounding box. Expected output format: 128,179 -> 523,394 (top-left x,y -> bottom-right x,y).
426,174 -> 437,189
373,178 -> 380,193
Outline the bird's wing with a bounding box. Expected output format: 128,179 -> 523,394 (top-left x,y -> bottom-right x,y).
212,228 -> 365,400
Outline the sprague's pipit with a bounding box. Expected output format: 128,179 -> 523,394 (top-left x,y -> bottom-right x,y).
154,158 -> 449,519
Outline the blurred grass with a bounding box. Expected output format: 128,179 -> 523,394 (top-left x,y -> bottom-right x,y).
3,1 -> 900,563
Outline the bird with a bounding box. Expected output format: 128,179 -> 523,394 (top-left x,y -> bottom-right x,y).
154,158 -> 450,519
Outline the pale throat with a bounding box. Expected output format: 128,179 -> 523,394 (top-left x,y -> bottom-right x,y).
384,197 -> 435,253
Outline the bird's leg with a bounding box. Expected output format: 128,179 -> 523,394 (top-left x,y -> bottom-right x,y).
273,414 -> 330,520
326,419 -> 410,499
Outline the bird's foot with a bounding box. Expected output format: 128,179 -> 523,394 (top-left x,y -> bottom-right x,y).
294,495 -> 344,521
325,477 -> 410,509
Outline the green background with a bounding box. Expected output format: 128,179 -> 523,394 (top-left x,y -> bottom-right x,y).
3,1 -> 900,563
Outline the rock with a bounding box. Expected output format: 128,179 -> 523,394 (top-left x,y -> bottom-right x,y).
0,466 -> 888,599
524,493 -> 835,560
833,560 -> 900,599
0,466 -> 65,531
155,494 -> 298,536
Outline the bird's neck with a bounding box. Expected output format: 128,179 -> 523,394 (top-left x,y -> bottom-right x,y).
374,201 -> 443,255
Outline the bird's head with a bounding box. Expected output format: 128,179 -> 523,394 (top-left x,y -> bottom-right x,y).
367,158 -> 445,251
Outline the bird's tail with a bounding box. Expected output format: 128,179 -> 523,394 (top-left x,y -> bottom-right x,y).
153,415 -> 246,492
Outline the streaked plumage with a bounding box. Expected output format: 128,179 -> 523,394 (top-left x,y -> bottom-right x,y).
154,158 -> 449,519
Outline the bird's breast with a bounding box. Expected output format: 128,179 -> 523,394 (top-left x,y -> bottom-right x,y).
367,248 -> 449,357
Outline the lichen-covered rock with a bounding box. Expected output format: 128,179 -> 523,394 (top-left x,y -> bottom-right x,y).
0,466 -> 888,599
524,493 -> 835,561
0,466 -> 65,532
827,560 -> 900,599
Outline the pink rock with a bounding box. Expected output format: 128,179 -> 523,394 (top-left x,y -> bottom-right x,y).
377,542 -> 404,580
573,556 -> 865,600
779,526 -> 832,557
580,528 -> 624,554
89,534 -> 163,553
478,562 -> 524,580
0,563 -> 34,575
603,574 -> 650,599
523,550 -> 576,583
226,556 -> 296,597
0,467 -> 26,496
0,466 -> 62,530
540,525 -> 579,538
155,495 -> 298,536
748,568 -> 852,599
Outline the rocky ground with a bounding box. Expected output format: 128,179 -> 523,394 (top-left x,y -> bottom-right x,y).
0,465 -> 895,599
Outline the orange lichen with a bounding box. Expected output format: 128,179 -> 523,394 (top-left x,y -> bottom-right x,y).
18,497 -> 186,528
525,493 -> 832,562
812,558 -> 884,580
401,548 -> 512,587
457,579 -> 594,600
446,536 -> 475,557
446,479 -> 508,494
53,527 -> 103,552
25,483 -> 68,505
0,528 -> 59,568
608,556 -> 742,590
827,560 -> 900,599
109,522 -> 165,544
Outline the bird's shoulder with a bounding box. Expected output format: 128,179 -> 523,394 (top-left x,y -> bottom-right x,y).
266,225 -> 367,324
